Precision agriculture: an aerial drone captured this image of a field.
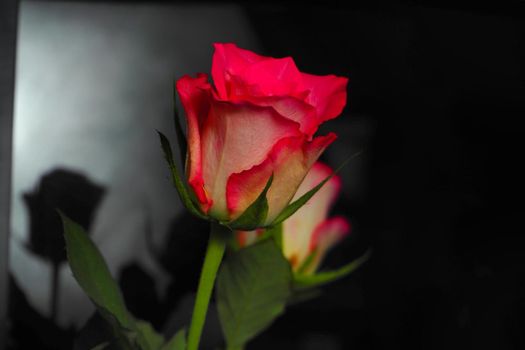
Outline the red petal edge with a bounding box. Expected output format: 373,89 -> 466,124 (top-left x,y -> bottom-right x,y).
175,74 -> 213,213
226,133 -> 337,222
309,216 -> 351,253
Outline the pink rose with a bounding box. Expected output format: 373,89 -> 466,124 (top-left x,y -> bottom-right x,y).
177,43 -> 348,225
237,162 -> 350,274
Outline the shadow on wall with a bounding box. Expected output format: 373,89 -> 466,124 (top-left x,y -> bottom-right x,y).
78,212 -> 223,350
9,172 -> 223,349
9,168 -> 105,349
8,205 -> 227,349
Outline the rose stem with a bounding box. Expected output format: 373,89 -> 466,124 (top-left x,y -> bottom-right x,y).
187,221 -> 228,350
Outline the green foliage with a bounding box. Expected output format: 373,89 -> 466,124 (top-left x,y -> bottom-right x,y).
258,223 -> 283,249
157,131 -> 207,220
295,250 -> 317,275
161,329 -> 187,350
135,320 -> 165,350
227,174 -> 273,230
293,249 -> 372,289
60,212 -> 185,350
216,240 -> 292,349
60,212 -> 133,329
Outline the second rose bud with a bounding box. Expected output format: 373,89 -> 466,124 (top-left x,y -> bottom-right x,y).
237,162 -> 350,275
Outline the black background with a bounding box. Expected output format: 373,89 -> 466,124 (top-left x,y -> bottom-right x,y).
242,3 -> 524,349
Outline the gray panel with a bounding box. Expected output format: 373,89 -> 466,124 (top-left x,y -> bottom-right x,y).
12,1 -> 259,328
0,0 -> 18,348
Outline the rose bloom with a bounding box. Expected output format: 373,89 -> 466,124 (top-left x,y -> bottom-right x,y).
237,162 -> 350,274
177,43 -> 348,224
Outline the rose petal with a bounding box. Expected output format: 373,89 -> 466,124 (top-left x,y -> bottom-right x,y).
266,136 -> 338,224
306,216 -> 351,273
234,95 -> 319,138
212,43 -> 268,99
212,43 -> 306,100
211,44 -> 348,137
176,74 -> 213,212
294,162 -> 342,204
301,73 -> 349,123
202,100 -> 302,220
237,57 -> 303,97
282,162 -> 342,268
226,133 -> 336,224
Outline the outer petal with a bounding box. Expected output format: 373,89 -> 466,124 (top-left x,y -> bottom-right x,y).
306,216 -> 351,274
176,74 -> 213,212
292,161 -> 341,202
211,43 -> 348,137
212,43 -> 304,100
201,100 -> 302,220
301,73 -> 349,123
226,133 -> 336,224
212,43 -> 268,99
282,162 -> 342,269
235,57 -> 303,97
233,95 -> 319,138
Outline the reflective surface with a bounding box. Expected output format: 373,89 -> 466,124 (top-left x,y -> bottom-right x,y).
11,1 -> 260,328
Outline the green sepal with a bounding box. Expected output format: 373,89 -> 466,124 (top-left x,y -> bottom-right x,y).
157,131 -> 207,220
217,239 -> 293,349
293,249 -> 371,290
295,250 -> 317,275
59,212 -> 133,330
172,87 -> 187,163
270,178 -> 328,226
271,152 -> 362,226
161,328 -> 186,350
227,174 -> 273,230
258,223 -> 283,250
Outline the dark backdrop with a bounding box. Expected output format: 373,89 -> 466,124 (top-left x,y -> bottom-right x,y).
243,3 -> 524,350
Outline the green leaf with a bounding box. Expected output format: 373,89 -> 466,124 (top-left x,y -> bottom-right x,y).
227,174 -> 273,230
293,249 -> 371,289
59,212 -> 133,330
217,240 -> 292,349
172,87 -> 187,163
95,307 -> 137,350
157,131 -> 207,220
271,152 -> 362,226
161,328 -> 186,350
135,320 -> 165,350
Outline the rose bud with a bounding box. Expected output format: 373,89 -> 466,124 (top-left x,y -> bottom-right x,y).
237,162 -> 350,274
176,43 -> 348,228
